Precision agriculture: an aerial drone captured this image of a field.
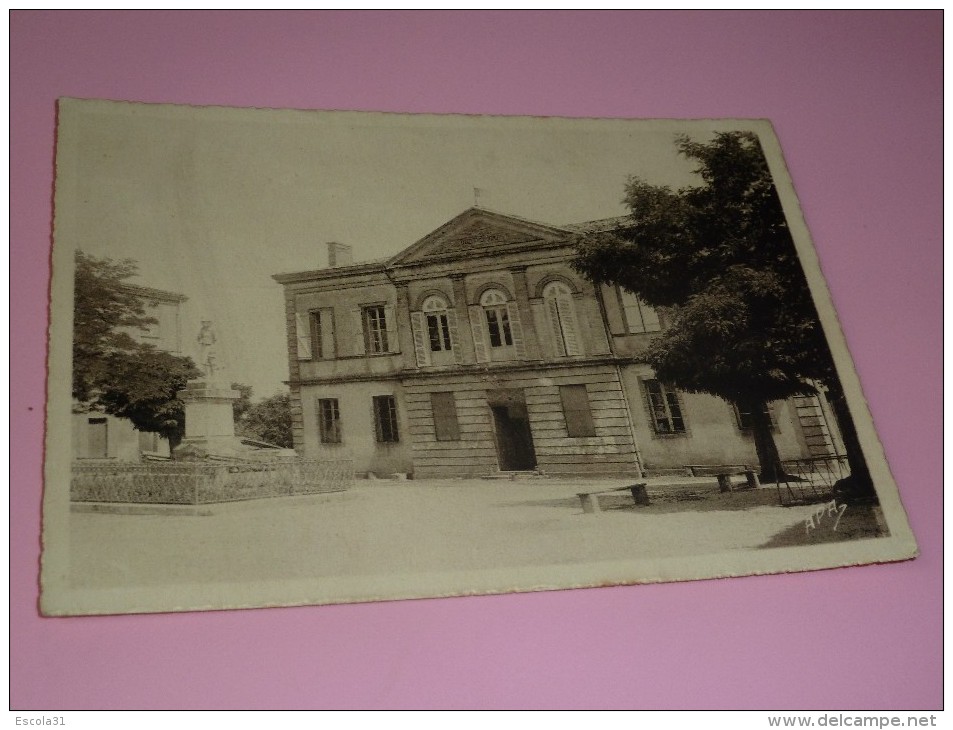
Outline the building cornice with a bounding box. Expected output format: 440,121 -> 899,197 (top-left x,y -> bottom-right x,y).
287,355 -> 650,387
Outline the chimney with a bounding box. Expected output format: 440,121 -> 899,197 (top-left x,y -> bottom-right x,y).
327,241 -> 353,268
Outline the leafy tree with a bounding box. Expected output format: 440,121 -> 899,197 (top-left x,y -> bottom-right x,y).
74,251 -> 156,402
73,250 -> 201,448
231,382 -> 254,423
95,349 -> 200,447
574,132 -> 872,497
238,392 -> 294,449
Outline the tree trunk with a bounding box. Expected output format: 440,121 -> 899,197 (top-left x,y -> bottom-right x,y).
744,399 -> 783,483
825,385 -> 876,502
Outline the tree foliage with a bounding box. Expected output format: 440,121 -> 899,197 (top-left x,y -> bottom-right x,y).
231,382 -> 254,423
94,349 -> 200,445
574,132 -> 870,493
238,392 -> 294,449
73,250 -> 201,446
576,132 -> 835,404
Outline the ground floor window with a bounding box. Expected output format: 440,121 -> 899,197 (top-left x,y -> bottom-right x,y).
138,430 -> 160,453
431,391 -> 460,441
318,398 -> 342,444
559,384 -> 596,437
373,395 -> 400,443
734,401 -> 777,431
644,379 -> 686,434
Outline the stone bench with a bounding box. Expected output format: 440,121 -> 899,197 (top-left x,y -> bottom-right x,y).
685,464 -> 760,492
577,483 -> 649,513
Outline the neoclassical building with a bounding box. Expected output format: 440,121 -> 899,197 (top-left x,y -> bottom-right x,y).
273,207 -> 842,478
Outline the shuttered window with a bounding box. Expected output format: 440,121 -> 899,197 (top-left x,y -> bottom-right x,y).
363,306 -> 389,353
481,289 -> 514,347
431,392 -> 460,441
619,288 -> 661,333
559,384 -> 596,438
422,295 -> 452,352
543,281 -> 582,357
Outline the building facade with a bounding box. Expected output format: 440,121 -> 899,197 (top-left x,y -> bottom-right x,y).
274,208 -> 842,478
72,284 -> 187,461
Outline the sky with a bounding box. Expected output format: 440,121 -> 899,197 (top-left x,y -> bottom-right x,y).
57,100 -> 737,400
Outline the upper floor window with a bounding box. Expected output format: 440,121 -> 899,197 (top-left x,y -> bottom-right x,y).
644,379 -> 686,435
422,295 -> 453,352
296,308 -> 335,360
480,289 -> 513,348
363,305 -> 389,354
543,281 -> 582,357
619,288 -> 661,333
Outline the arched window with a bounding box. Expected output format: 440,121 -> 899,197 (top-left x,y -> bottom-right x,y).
480,289 -> 513,348
543,281 -> 581,357
422,295 -> 452,352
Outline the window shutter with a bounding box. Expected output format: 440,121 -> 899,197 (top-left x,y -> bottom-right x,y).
469,305 -> 489,363
546,297 -> 567,357
383,305 -> 397,352
556,295 -> 582,356
445,309 -> 463,364
431,392 -> 460,441
295,312 -> 313,360
559,384 -> 596,437
352,308 -> 366,356
410,311 -> 431,367
308,311 -> 323,359
320,309 -> 336,359
642,303 -> 661,332
585,299 -> 612,355
506,301 -> 527,360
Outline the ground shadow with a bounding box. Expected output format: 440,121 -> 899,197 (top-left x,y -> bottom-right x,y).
759,504 -> 887,549
502,485 -> 827,515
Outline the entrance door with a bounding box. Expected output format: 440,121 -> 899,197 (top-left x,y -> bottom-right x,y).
488,389 -> 537,472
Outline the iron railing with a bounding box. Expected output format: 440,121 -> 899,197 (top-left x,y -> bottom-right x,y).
70,459 -> 354,505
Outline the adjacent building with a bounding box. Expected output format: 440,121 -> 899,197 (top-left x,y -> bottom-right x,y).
71,284 -> 187,461
273,207 -> 843,478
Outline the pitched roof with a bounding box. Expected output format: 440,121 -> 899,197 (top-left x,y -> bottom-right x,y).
387,207 -> 575,267
273,207 -> 634,282
562,215 -> 633,234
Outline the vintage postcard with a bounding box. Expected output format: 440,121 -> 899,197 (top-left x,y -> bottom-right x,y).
41,99 -> 917,615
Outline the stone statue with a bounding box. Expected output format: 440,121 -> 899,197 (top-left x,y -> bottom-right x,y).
196,320 -> 219,379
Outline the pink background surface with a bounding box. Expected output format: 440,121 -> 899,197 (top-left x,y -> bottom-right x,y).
11,11 -> 941,710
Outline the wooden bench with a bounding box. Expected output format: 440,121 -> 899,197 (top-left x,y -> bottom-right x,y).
577,483 -> 649,513
686,464 -> 760,492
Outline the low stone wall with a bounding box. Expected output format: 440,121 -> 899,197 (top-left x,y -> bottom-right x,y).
71,459 -> 354,505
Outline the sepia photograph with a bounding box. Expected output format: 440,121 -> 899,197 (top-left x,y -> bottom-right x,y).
41,99 -> 917,616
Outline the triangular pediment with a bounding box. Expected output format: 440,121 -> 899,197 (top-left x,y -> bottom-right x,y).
389,208 -> 573,266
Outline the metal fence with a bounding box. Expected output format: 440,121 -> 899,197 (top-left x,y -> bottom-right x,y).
775,454 -> 851,505
71,459 -> 354,505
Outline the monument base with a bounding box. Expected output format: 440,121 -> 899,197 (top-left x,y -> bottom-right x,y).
172,435 -> 251,462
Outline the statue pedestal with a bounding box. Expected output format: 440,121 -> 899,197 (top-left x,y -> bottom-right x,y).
172,380 -> 247,460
